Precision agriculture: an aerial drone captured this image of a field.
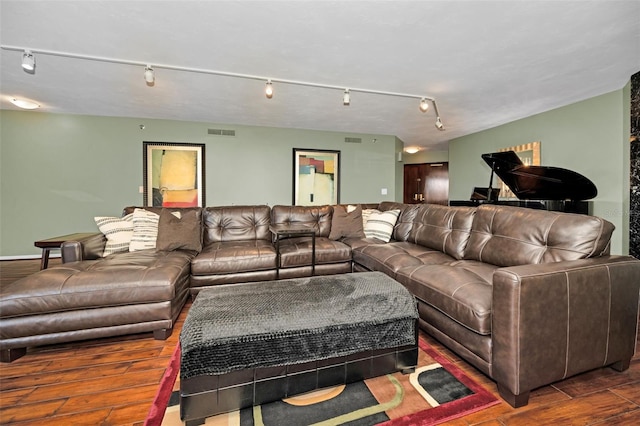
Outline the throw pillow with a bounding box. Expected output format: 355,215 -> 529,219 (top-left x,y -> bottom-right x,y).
129,208 -> 160,252
363,209 -> 401,242
94,213 -> 134,257
329,205 -> 365,240
361,208 -> 380,227
156,209 -> 202,252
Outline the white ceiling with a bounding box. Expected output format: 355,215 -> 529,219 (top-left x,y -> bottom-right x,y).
1,1 -> 639,151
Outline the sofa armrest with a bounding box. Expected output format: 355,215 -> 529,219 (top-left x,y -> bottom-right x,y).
61,233 -> 106,262
491,255 -> 640,406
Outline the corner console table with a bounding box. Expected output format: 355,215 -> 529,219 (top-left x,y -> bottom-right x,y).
269,223 -> 316,279
34,232 -> 100,270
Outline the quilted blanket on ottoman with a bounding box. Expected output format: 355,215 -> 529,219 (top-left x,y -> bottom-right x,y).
180,271 -> 417,379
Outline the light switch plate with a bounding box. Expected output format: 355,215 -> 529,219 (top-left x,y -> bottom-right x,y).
381,188 -> 388,195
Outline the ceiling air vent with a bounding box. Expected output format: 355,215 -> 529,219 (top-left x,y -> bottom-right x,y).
208,128 -> 236,136
344,137 -> 362,143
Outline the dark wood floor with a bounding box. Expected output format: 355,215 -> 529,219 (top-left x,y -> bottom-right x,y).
1,259 -> 639,425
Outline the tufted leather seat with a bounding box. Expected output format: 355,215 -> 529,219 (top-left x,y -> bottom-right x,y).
351,203 -> 640,408
270,205 -> 353,278
190,206 -> 277,294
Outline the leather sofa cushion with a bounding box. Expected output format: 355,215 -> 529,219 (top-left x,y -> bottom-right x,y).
203,205 -> 271,244
271,205 -> 332,238
396,260 -> 498,335
1,250 -> 194,318
379,202 -> 420,242
278,237 -> 351,268
407,204 -> 476,260
352,242 -> 456,278
464,205 -> 615,267
191,240 -> 277,275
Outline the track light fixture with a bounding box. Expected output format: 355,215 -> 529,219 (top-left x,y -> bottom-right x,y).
3,45 -> 446,130
265,80 -> 273,99
419,98 -> 429,112
22,50 -> 35,73
144,66 -> 155,85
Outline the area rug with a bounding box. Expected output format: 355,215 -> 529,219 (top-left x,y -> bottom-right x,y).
145,339 -> 499,426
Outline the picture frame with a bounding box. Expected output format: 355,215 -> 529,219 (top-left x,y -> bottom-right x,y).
143,142 -> 205,207
498,141 -> 540,199
292,148 -> 340,205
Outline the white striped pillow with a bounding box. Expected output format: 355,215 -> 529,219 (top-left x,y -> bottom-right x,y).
361,208 -> 379,227
363,209 -> 400,242
129,208 -> 160,251
95,213 -> 134,257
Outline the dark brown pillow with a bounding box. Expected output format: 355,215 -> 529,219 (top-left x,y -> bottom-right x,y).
329,205 -> 365,240
156,209 -> 202,252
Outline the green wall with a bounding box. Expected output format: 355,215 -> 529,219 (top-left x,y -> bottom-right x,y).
404,150 -> 449,164
2,85 -> 632,257
0,111 -> 400,257
449,86 -> 631,255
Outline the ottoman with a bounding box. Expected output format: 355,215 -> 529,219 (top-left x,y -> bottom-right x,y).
179,271 -> 419,426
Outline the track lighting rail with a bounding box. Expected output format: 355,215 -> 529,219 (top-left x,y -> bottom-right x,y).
1,44 -> 445,129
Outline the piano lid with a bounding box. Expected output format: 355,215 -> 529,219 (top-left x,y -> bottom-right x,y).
481,151 -> 597,201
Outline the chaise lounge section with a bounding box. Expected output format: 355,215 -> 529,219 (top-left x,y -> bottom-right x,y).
0,248 -> 194,362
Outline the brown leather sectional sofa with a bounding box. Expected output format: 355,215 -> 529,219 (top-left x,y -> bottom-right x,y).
1,202 -> 638,408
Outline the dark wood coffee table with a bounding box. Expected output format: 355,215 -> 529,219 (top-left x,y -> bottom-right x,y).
34,233 -> 100,269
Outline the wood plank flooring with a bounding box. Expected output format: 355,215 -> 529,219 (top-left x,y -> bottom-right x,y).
1,259 -> 639,425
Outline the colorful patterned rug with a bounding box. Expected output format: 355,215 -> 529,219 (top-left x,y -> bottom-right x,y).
145,339 -> 499,426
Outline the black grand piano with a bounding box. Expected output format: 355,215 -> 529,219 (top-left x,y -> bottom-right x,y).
451,151 -> 597,214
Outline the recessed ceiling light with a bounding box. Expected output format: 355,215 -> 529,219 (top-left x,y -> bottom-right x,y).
10,98 -> 40,110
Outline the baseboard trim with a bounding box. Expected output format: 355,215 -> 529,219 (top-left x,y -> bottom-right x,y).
0,254 -> 60,261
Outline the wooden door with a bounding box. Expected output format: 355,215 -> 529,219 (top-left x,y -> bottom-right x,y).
404,164 -> 426,204
403,162 -> 449,205
424,163 -> 449,205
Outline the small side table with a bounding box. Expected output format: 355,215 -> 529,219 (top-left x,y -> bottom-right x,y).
269,224 -> 316,279
34,232 -> 100,270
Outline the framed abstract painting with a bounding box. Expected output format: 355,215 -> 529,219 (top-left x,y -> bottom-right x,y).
143,142 -> 205,207
292,148 -> 340,205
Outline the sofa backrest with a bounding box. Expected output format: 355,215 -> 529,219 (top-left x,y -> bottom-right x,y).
464,204 -> 614,266
122,206 -> 202,216
378,202 -> 420,242
271,205 -> 333,237
203,205 -> 272,244
407,204 -> 476,260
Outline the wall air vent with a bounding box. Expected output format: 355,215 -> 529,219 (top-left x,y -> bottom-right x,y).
344,137 -> 362,143
208,128 -> 236,136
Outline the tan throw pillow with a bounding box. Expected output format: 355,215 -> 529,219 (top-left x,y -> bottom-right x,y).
329,205 -> 365,240
156,209 -> 202,252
